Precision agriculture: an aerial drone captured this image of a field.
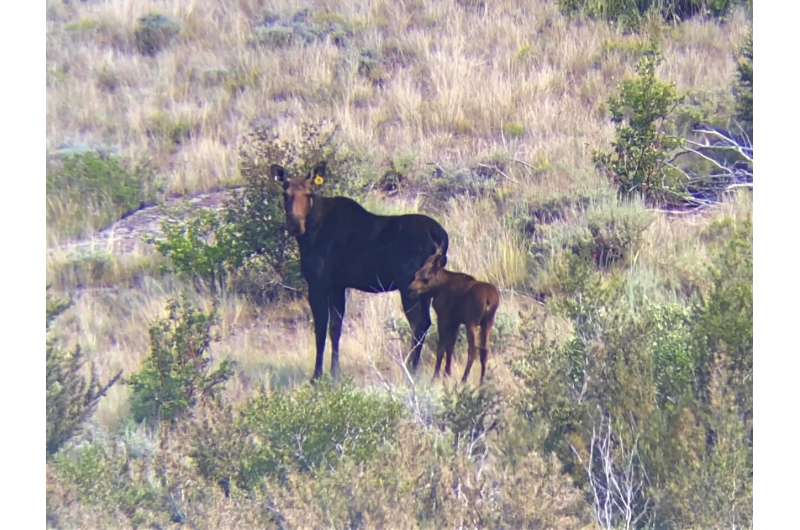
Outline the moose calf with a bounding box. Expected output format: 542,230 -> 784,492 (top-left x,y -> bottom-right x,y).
408,249 -> 500,384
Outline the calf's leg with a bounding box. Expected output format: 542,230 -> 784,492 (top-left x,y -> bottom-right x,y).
434,321 -> 458,379
478,320 -> 493,384
462,324 -> 480,383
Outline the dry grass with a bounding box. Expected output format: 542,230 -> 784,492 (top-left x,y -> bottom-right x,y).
47,0 -> 748,197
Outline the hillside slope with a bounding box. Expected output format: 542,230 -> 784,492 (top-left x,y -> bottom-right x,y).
46,1 -> 752,528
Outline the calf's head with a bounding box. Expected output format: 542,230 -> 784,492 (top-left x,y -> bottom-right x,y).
409,246 -> 447,295
271,163 -> 326,237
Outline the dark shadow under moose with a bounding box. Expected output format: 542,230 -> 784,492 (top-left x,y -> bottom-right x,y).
272,163 -> 449,380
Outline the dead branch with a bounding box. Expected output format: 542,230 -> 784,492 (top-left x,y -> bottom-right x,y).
574,416 -> 652,530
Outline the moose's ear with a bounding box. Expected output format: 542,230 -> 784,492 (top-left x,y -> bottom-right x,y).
309,162 -> 327,181
270,164 -> 287,183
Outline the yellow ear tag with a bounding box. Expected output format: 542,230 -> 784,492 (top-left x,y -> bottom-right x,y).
313,175 -> 325,186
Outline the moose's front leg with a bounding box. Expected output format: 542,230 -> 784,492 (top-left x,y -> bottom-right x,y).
401,290 -> 432,373
308,286 -> 329,381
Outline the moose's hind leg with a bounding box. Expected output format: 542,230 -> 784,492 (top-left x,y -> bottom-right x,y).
328,288 -> 346,379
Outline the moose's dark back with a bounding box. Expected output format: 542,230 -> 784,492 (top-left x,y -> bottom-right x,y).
272,163 -> 449,380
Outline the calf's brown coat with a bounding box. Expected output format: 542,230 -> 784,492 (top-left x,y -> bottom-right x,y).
409,251 -> 500,384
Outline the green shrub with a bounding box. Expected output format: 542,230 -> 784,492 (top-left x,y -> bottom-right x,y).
584,201 -> 653,268
53,440 -> 162,523
251,9 -> 354,48
239,381 -> 403,482
193,380 -> 404,490
252,25 -> 295,47
438,383 -> 502,457
47,151 -> 156,239
696,216 -> 752,416
144,111 -> 194,148
269,425 -> 591,529
594,47 -> 686,205
503,121 -> 526,139
134,14 -> 180,56
50,425 -> 206,527
152,210 -> 238,290
153,120 -> 365,299
559,0 -> 744,29
47,292 -> 121,455
188,401 -> 246,497
357,49 -> 388,85
526,200 -> 652,299
513,228 -> 751,528
127,297 -> 233,425
734,31 -> 753,139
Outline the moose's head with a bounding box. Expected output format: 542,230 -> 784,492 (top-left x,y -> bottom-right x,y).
408,243 -> 447,296
271,162 -> 326,237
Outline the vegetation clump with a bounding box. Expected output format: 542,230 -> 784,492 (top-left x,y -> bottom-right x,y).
192,380 -> 404,491
47,292 -> 121,456
47,151 -> 155,240
594,47 -> 685,205
127,296 -> 233,425
134,14 -> 180,56
153,120 -> 364,299
512,216 -> 752,528
251,9 -> 353,48
559,0 -> 746,29
734,31 -> 753,139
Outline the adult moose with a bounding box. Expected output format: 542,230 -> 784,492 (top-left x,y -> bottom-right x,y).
272,162 -> 449,380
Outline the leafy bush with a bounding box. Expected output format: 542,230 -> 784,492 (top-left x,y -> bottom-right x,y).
47,151 -> 155,239
50,424 -> 214,527
438,383 -> 502,457
47,292 -> 121,455
144,111 -> 194,149
269,425 -> 591,529
696,216 -> 752,416
53,441 -> 162,524
583,202 -> 653,268
734,32 -> 753,139
153,120 -> 364,299
152,210 -> 238,290
503,121 -> 526,139
594,47 -> 685,205
357,49 -> 389,86
513,224 -> 752,528
134,14 -> 180,56
559,0 -> 745,29
251,9 -> 353,48
127,297 -> 233,425
193,380 -> 404,490
526,200 -> 652,300
240,381 -> 403,482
